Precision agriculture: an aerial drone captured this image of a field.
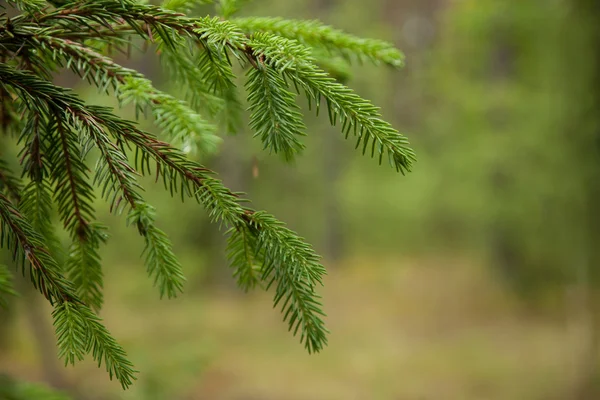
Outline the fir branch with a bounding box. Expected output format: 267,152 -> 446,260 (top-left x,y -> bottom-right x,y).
248,33 -> 415,173
0,194 -> 136,388
13,1 -> 413,169
69,91 -> 329,352
159,46 -> 226,118
225,224 -> 261,291
1,64 -> 186,301
127,203 -> 185,299
18,33 -> 220,154
234,17 -> 405,67
111,127 -> 329,352
27,2 -> 242,94
118,76 -> 220,154
46,114 -> 106,311
79,109 -> 186,298
246,65 -> 307,161
78,110 -> 144,214
80,305 -> 137,387
64,223 -> 108,312
53,302 -> 137,389
52,301 -> 87,366
0,192 -> 78,305
47,115 -> 96,240
159,41 -> 243,134
18,112 -> 46,183
19,181 -> 65,263
1,1 -> 416,361
251,211 -> 328,353
5,0 -> 47,13
17,112 -> 65,262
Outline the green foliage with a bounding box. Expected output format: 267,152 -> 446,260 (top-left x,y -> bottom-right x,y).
127,202 -> 186,298
0,0 -> 413,390
0,375 -> 70,400
246,65 -> 307,160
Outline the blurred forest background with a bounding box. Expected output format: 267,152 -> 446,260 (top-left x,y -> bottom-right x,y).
1,0 -> 600,399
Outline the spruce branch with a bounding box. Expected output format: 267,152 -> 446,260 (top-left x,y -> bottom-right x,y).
78,108 -> 186,298
47,113 -> 106,310
118,76 -> 220,154
0,192 -> 79,305
52,302 -> 137,389
127,203 -> 185,299
19,181 -> 65,263
115,127 -> 329,351
0,171 -> 136,391
2,63 -> 187,300
159,45 -> 226,118
246,65 -> 307,161
17,112 -> 65,262
64,223 -> 108,312
16,33 -> 220,154
64,86 -> 330,353
9,0 -> 414,169
1,0 -> 416,380
234,17 -> 405,68
225,224 -> 261,291
4,0 -> 47,13
248,33 -> 415,173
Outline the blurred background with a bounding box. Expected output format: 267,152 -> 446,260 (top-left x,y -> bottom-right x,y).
2,0 -> 600,399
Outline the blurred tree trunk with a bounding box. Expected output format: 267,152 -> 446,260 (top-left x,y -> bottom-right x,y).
321,134 -> 344,264
316,0 -> 344,265
14,275 -> 70,392
570,0 -> 600,396
486,27 -> 522,288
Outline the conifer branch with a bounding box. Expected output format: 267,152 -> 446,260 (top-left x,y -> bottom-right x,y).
1,65 -> 186,300
52,302 -> 137,389
48,114 -> 106,311
248,33 -> 415,173
246,65 -> 307,161
234,17 -> 405,67
0,166 -> 136,391
14,33 -> 220,154
9,1 -> 414,170
127,203 -> 185,298
225,224 -> 261,291
1,0 -> 416,381
77,107 -> 186,299
19,181 -> 65,262
5,0 -> 46,13
17,113 -> 65,262
0,192 -> 79,305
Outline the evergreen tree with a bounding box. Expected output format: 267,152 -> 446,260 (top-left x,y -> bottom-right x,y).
0,0 -> 414,393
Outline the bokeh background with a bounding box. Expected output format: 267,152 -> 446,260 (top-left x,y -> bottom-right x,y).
2,0 -> 600,399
